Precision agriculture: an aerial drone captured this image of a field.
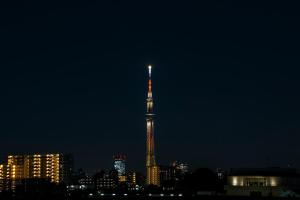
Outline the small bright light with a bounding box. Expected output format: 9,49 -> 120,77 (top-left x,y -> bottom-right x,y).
160,194 -> 164,196
270,178 -> 277,186
100,193 -> 104,196
89,193 -> 93,196
148,65 -> 152,76
148,193 -> 152,196
112,193 -> 116,196
170,194 -> 174,196
178,193 -> 183,197
124,193 -> 128,196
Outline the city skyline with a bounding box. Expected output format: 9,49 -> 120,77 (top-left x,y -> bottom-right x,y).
1,1 -> 300,173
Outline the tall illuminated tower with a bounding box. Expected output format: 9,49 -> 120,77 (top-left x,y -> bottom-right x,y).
146,65 -> 160,185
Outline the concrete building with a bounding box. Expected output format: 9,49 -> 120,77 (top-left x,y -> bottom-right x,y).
226,168 -> 300,197
0,153 -> 73,191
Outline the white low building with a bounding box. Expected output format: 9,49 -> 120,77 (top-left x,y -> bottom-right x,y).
225,168 -> 300,197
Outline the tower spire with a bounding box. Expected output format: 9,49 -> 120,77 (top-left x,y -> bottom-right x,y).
147,65 -> 153,114
145,65 -> 159,186
148,65 -> 152,78
147,65 -> 152,99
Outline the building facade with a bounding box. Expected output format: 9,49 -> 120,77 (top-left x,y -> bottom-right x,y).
113,155 -> 126,182
94,170 -> 118,191
226,168 -> 300,197
172,161 -> 189,180
0,153 -> 73,191
145,65 -> 160,186
0,164 -> 9,191
126,171 -> 136,190
159,162 -> 189,190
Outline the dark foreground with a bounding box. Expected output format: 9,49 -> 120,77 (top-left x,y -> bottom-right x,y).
1,196 -> 300,200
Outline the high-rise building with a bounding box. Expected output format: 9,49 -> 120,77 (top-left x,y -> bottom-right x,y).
113,155 -> 126,182
145,65 -> 160,186
0,153 -> 73,191
0,164 -> 8,191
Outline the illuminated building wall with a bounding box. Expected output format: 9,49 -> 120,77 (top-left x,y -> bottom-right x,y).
3,153 -> 73,190
0,165 -> 4,190
229,176 -> 280,187
145,65 -> 160,186
6,156 -> 24,191
113,155 -> 126,182
226,168 -> 300,197
127,171 -> 144,190
228,176 -> 280,187
0,165 -> 7,191
127,171 -> 136,186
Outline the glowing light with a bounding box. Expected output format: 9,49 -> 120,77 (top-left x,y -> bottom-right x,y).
148,65 -> 152,77
232,177 -> 238,186
270,178 -> 277,186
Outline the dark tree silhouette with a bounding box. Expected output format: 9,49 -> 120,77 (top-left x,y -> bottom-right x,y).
181,168 -> 218,193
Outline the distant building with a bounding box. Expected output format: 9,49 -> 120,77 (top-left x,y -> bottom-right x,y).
216,168 -> 226,181
158,162 -> 188,190
113,155 -> 126,182
94,169 -> 118,191
173,161 -> 189,175
15,178 -> 56,196
78,175 -> 94,189
70,168 -> 87,184
127,171 -> 145,190
126,171 -> 136,190
66,169 -> 94,192
172,161 -> 189,180
159,165 -> 176,190
0,164 -> 9,191
0,153 -> 73,191
225,168 -> 300,197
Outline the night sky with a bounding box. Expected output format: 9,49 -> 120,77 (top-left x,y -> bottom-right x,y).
1,1 -> 300,173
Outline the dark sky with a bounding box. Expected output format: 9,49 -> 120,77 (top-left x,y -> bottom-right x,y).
1,1 -> 300,173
